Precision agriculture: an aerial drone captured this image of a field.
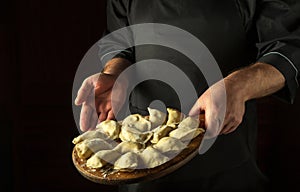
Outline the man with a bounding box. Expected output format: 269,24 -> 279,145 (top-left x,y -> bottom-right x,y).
75,0 -> 300,191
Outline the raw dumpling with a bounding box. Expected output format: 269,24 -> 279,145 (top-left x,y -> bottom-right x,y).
139,147 -> 169,168
151,125 -> 174,144
153,137 -> 186,154
75,138 -> 112,159
72,130 -> 107,144
178,116 -> 199,129
169,127 -> 205,142
96,120 -> 121,140
114,141 -> 144,154
165,123 -> 178,129
166,108 -> 183,125
147,107 -> 166,128
119,125 -> 153,144
122,114 -> 151,132
114,152 -> 139,171
86,150 -> 120,169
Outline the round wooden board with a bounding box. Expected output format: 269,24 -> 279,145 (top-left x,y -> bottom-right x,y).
72,134 -> 204,185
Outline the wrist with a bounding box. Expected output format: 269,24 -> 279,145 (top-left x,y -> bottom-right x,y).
224,75 -> 249,103
102,58 -> 132,76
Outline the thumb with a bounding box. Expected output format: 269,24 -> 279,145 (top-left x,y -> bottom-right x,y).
189,101 -> 202,116
75,79 -> 93,105
204,111 -> 222,139
198,111 -> 220,154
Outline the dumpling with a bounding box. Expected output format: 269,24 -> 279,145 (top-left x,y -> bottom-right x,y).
178,116 -> 199,129
151,125 -> 174,144
147,107 -> 166,128
114,152 -> 139,171
86,150 -> 120,169
165,123 -> 178,129
96,120 -> 121,140
122,114 -> 142,126
114,141 -> 144,154
72,130 -> 107,144
139,147 -> 169,168
75,138 -> 112,159
122,114 -> 151,132
169,127 -> 205,142
166,108 -> 184,125
119,125 -> 153,144
153,137 -> 186,154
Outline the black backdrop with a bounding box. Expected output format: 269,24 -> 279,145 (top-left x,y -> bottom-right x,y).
1,0 -> 300,192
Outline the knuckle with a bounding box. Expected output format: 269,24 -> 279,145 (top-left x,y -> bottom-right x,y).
227,113 -> 242,125
233,116 -> 242,124
227,114 -> 234,121
237,118 -> 243,124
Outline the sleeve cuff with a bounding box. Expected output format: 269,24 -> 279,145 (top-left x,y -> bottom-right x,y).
100,49 -> 134,65
257,52 -> 299,103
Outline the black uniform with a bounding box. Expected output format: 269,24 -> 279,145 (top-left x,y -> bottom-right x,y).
100,0 -> 300,191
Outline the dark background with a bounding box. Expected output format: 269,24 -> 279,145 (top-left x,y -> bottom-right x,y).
1,0 -> 300,192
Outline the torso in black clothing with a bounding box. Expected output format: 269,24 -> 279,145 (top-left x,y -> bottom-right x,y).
117,0 -> 259,187
125,0 -> 257,113
128,0 -> 256,73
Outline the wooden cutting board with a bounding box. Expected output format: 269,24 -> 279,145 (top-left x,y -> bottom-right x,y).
72,134 -> 203,185
72,114 -> 205,185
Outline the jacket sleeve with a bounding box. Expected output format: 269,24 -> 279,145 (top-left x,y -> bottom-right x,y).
98,0 -> 135,66
255,0 -> 300,103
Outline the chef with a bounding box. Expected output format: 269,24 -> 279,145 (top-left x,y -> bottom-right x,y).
75,0 -> 300,191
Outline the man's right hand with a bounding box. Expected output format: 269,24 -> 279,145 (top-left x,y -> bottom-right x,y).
75,58 -> 131,131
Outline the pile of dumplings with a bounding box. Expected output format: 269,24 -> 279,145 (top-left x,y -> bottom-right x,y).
72,108 -> 205,171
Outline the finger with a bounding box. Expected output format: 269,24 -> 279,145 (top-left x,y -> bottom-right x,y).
223,125 -> 238,134
204,120 -> 219,139
80,102 -> 92,131
89,109 -> 99,130
220,123 -> 234,134
221,115 -> 242,134
98,111 -> 108,123
204,113 -> 222,139
188,101 -> 201,117
110,100 -> 122,117
107,110 -> 115,120
97,102 -> 111,122
75,79 -> 93,105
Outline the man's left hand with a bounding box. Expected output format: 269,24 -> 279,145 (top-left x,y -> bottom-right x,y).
189,79 -> 246,138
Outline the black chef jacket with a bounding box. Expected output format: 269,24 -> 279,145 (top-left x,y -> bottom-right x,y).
99,0 -> 300,191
